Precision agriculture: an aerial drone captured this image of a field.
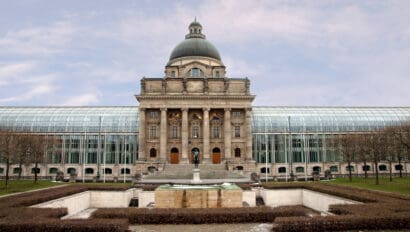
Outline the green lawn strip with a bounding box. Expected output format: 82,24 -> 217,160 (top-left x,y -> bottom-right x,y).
326,177 -> 410,195
0,180 -> 65,196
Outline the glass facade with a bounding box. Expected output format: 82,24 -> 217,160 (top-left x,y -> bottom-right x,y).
252,106 -> 410,164
0,106 -> 409,166
0,107 -> 139,165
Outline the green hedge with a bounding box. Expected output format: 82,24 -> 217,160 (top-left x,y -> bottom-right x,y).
93,206 -> 307,224
0,219 -> 129,232
274,214 -> 410,232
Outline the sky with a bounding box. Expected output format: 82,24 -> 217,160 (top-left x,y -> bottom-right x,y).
0,0 -> 409,107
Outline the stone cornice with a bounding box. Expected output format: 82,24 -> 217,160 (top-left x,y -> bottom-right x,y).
135,95 -> 255,101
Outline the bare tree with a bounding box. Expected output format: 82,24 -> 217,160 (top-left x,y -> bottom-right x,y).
25,134 -> 57,183
0,130 -> 19,188
334,134 -> 358,182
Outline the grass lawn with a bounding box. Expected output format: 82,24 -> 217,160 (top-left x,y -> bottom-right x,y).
326,176 -> 410,195
0,180 -> 65,196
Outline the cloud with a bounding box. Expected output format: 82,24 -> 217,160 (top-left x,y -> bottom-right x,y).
62,93 -> 101,106
0,82 -> 55,103
0,21 -> 77,56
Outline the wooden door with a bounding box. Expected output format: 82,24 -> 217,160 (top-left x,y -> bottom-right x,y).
212,152 -> 221,164
170,152 -> 179,164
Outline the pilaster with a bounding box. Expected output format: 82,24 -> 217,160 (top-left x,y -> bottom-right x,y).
159,108 -> 167,162
224,108 -> 232,160
202,108 -> 210,163
181,108 -> 189,164
137,108 -> 146,161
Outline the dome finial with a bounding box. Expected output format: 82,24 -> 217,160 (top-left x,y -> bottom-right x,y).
194,16 -> 197,22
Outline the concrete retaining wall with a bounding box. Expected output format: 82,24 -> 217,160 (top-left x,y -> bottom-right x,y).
32,189 -> 137,215
262,189 -> 360,212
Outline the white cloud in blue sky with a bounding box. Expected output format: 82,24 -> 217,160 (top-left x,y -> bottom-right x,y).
0,0 -> 409,106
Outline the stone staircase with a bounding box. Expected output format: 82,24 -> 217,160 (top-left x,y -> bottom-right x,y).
143,164 -> 247,180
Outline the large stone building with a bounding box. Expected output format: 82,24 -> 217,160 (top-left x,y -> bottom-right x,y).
136,20 -> 254,170
0,20 -> 410,180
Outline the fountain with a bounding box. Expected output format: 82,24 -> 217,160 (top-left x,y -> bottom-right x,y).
154,183 -> 243,208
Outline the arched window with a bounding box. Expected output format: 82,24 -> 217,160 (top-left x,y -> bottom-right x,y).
313,166 -> 321,173
13,167 -> 21,174
379,165 -> 387,171
121,168 -> 130,174
362,165 -> 371,171
261,167 -> 270,173
150,148 -> 157,158
49,168 -> 58,174
67,168 -> 76,175
187,68 -> 204,78
234,148 -> 241,157
148,166 -> 156,173
31,168 -> 40,174
103,168 -> 112,174
346,165 -> 354,172
278,167 -> 286,173
85,168 -> 94,174
171,147 -> 179,153
296,167 -> 304,173
395,164 -> 403,171
330,166 -> 338,172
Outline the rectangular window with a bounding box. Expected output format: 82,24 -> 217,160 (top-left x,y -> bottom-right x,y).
212,126 -> 220,139
234,126 -> 240,138
171,71 -> 176,77
292,139 -> 302,148
172,126 -> 178,138
293,151 -> 302,162
150,125 -> 158,139
192,126 -> 199,138
215,71 -> 220,78
149,111 -> 158,119
232,111 -> 241,118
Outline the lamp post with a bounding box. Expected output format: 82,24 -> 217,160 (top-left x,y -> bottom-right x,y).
265,134 -> 268,183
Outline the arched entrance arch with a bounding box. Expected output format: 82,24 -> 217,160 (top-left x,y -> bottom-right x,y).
170,147 -> 179,164
212,147 -> 221,164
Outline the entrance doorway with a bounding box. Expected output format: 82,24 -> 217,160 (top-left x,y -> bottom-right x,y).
212,147 -> 221,164
170,148 -> 179,164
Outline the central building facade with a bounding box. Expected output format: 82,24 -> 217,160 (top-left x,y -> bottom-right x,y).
136,20 -> 255,168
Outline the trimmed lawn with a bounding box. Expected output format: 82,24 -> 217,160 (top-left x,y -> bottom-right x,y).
0,180 -> 65,196
327,177 -> 410,195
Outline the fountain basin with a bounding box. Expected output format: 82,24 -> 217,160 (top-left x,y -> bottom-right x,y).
155,183 -> 243,208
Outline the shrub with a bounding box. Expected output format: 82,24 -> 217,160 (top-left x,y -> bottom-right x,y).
92,206 -> 307,224
274,214 -> 410,232
0,219 -> 129,232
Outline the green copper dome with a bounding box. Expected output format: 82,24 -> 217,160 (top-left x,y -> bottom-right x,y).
169,19 -> 221,61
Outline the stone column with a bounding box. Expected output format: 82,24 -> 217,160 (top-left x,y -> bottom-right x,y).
245,108 -> 254,161
224,108 -> 232,160
181,108 -> 189,164
160,108 -> 167,162
202,108 -> 210,163
138,108 -> 146,161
